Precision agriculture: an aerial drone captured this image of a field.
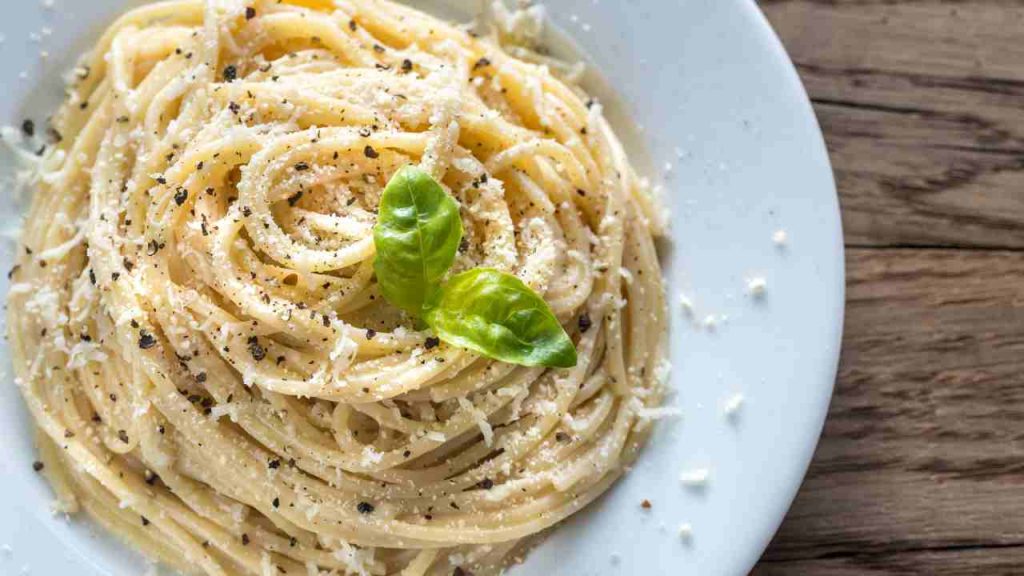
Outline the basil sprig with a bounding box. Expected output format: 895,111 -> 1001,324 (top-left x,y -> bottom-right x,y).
372,166 -> 577,368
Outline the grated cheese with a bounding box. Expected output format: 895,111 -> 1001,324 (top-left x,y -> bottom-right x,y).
746,277 -> 767,298
679,468 -> 709,488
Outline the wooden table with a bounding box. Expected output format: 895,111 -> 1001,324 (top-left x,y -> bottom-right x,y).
753,1 -> 1024,574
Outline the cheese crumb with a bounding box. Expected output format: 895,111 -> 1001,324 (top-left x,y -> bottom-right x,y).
678,293 -> 694,316
702,315 -> 718,331
723,393 -> 744,419
680,468 -> 709,487
678,523 -> 693,542
746,277 -> 767,298
772,229 -> 788,247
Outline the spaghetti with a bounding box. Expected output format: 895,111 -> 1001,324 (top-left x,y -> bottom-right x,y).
6,1 -> 667,574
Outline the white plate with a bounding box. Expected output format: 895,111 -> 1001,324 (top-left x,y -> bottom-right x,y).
0,1 -> 843,575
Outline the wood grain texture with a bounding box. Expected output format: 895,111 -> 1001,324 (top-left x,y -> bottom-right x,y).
761,0 -> 1024,249
752,1 -> 1024,574
756,250 -> 1024,574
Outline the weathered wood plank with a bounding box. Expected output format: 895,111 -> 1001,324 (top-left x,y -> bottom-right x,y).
761,1 -> 1024,248
755,248 -> 1024,573
756,546 -> 1024,576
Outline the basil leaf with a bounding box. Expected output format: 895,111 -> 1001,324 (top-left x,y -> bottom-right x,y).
373,166 -> 463,316
424,268 -> 578,368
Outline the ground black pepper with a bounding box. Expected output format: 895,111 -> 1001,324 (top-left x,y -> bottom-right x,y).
138,331 -> 157,349
578,313 -> 592,333
247,336 -> 266,361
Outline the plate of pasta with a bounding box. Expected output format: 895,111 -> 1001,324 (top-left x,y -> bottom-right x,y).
0,0 -> 843,575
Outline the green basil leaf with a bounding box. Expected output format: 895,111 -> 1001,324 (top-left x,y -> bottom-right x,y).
373,166 -> 463,316
424,268 -> 578,368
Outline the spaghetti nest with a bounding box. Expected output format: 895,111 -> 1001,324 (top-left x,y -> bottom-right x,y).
7,0 -> 667,574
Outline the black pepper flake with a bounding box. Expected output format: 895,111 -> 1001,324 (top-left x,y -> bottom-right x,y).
473,57 -> 491,71
401,59 -> 413,73
247,336 -> 266,361
478,478 -> 494,490
141,516 -> 150,526
268,459 -> 281,469
365,328 -> 376,340
196,161 -> 204,170
372,44 -> 385,53
403,450 -> 411,458
576,189 -> 587,197
356,501 -> 374,514
245,6 -> 256,19
229,101 -> 241,115
64,429 -> 75,438
21,119 -> 35,137
272,497 -> 280,508
130,319 -> 139,329
242,206 -> 252,217
196,372 -> 207,383
156,176 -> 167,185
289,537 -> 297,548
555,432 -> 571,443
294,161 -> 310,171
241,534 -> 250,545
287,190 -> 303,206
146,239 -> 160,256
117,429 -> 130,443
123,258 -> 134,272
578,313 -> 592,333
322,314 -> 331,328
641,499 -> 652,510
363,145 -> 379,159
174,187 -> 188,206
88,269 -> 96,285
348,19 -> 357,31
7,265 -> 20,279
138,331 -> 157,349
424,336 -> 440,350
223,64 -> 238,82
32,461 -> 44,472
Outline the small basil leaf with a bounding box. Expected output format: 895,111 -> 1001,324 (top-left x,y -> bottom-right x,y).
424,268 -> 578,368
373,166 -> 463,316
